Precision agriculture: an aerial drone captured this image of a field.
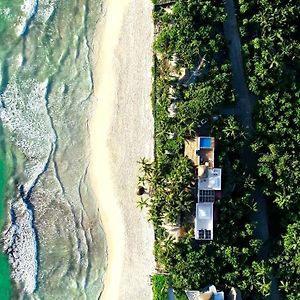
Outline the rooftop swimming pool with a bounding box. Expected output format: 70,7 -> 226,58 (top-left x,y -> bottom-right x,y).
199,137 -> 211,149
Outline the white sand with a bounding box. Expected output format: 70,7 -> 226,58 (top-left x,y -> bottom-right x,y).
89,1 -> 155,299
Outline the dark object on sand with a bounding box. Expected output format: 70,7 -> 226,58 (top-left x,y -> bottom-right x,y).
136,186 -> 145,195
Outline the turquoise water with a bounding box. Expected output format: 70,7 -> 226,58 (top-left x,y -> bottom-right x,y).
0,127 -> 11,300
0,254 -> 11,300
0,1 -> 106,299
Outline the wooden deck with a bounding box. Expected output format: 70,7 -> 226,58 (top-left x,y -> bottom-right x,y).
185,137 -> 215,176
199,148 -> 214,168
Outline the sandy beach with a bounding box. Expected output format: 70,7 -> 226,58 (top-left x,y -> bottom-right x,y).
89,0 -> 155,299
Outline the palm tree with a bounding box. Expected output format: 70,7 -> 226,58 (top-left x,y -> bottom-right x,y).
136,197 -> 149,210
138,157 -> 154,182
222,116 -> 243,139
274,191 -> 291,209
253,261 -> 272,296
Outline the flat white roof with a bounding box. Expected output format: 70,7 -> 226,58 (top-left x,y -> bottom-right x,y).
197,204 -> 212,219
198,168 -> 221,190
195,202 -> 213,240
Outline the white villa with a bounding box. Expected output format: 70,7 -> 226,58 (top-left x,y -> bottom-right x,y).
185,136 -> 222,241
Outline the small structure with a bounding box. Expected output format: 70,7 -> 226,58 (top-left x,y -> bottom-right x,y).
197,118 -> 208,129
169,54 -> 179,67
168,102 -> 177,117
185,290 -> 213,300
185,285 -> 224,300
198,168 -> 222,191
167,132 -> 177,139
169,86 -> 176,96
228,287 -> 242,300
168,85 -> 179,102
182,56 -> 207,86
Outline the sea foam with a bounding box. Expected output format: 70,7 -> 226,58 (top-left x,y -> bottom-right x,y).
0,78 -> 54,293
0,0 -> 106,297
36,0 -> 56,23
3,198 -> 38,294
16,0 -> 38,36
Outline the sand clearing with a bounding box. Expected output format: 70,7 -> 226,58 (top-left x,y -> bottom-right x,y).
89,0 -> 155,299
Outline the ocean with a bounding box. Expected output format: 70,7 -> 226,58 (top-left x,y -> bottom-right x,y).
0,1 -> 106,299
0,126 -> 12,299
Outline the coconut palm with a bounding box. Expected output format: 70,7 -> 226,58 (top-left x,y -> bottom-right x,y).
136,197 -> 149,210
222,116 -> 244,139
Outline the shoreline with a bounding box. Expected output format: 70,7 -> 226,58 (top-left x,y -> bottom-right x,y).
89,1 -> 155,299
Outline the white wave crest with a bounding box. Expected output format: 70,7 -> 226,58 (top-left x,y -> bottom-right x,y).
0,78 -> 55,194
16,0 -> 38,36
3,198 -> 38,294
36,0 -> 56,23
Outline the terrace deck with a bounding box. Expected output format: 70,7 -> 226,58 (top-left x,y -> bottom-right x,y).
199,148 -> 214,168
184,137 -> 215,170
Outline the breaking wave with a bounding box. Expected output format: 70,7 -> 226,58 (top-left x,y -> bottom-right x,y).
0,0 -> 106,298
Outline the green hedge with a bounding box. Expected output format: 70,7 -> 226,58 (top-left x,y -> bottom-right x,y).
152,274 -> 169,300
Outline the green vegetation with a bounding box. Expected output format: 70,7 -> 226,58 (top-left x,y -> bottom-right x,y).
149,119 -> 268,298
153,0 -> 227,66
139,0 -> 299,299
174,291 -> 188,300
237,0 -> 300,298
151,274 -> 169,300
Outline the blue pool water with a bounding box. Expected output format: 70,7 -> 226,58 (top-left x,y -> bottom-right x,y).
200,137 -> 211,149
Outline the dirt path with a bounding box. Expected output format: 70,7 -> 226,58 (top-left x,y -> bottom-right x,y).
223,0 -> 255,136
222,1 -> 280,298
